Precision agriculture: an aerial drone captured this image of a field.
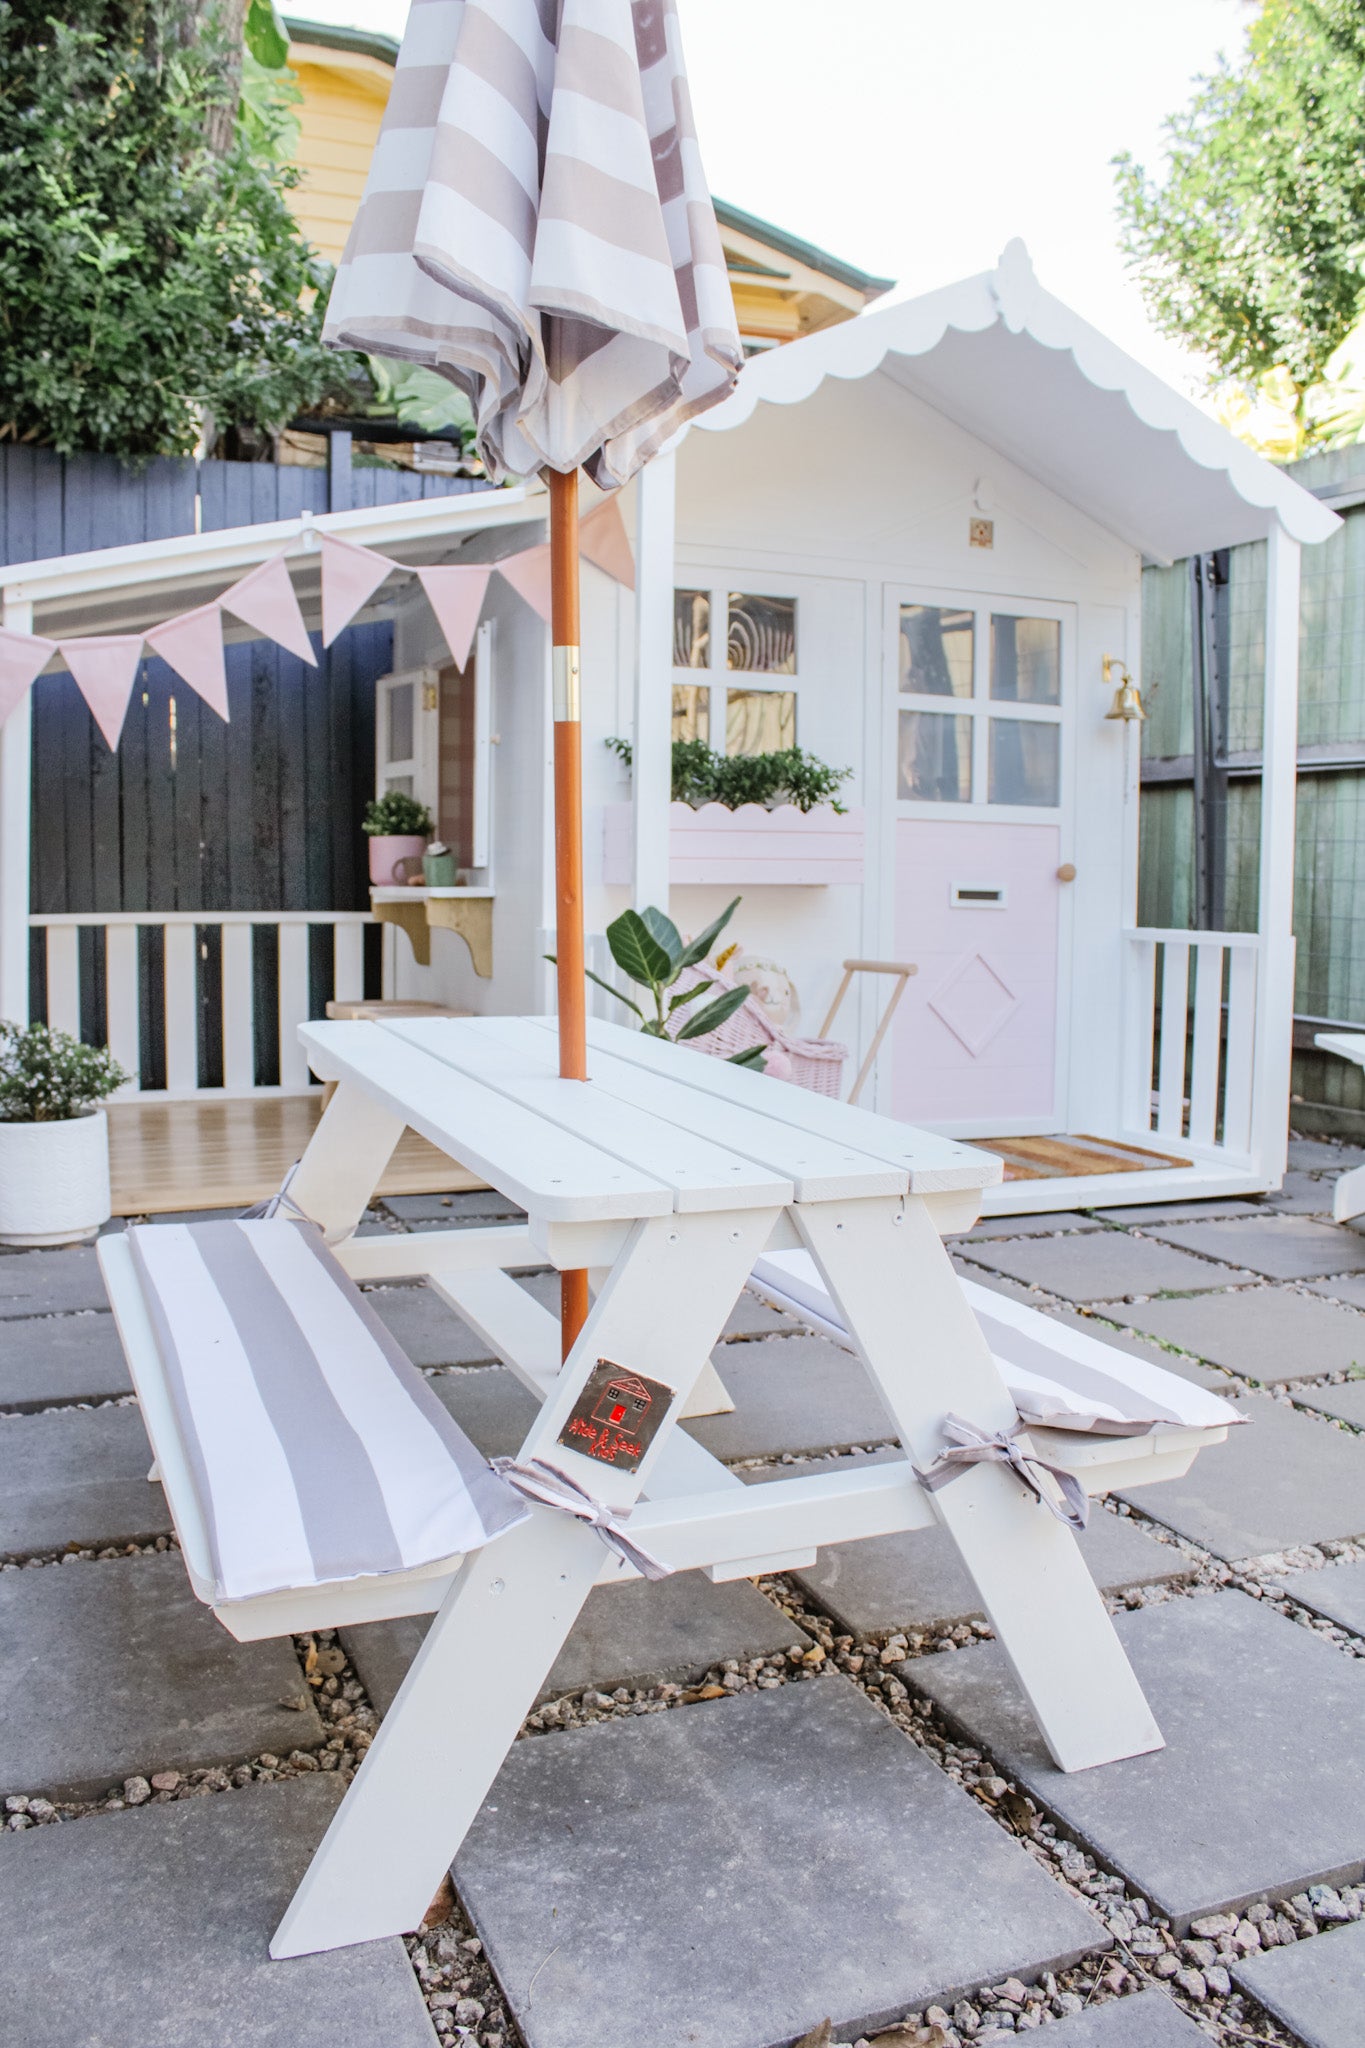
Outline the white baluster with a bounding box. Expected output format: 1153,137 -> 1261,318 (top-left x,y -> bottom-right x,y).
333,921 -> 365,1006
1187,943 -> 1225,1148
163,925 -> 198,1095
1222,946 -> 1258,1155
44,926 -> 80,1037
221,923 -> 255,1093
105,923 -> 141,1092
278,921 -> 311,1090
1156,940 -> 1190,1138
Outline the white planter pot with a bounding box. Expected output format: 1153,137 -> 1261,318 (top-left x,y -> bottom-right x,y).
0,1109 -> 112,1246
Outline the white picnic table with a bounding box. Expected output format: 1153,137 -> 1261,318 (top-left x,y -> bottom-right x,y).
1314,1033 -> 1365,1220
101,1013 -> 1203,1961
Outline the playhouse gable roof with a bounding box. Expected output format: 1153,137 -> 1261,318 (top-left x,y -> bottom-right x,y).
693,240 -> 1339,561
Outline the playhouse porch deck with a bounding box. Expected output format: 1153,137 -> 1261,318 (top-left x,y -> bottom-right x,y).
106,1096 -> 484,1216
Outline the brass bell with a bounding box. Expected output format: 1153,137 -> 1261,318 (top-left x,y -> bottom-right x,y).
1103,654 -> 1145,722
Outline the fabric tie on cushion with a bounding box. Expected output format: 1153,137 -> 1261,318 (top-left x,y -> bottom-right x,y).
913,1413 -> 1091,1532
490,1457 -> 672,1581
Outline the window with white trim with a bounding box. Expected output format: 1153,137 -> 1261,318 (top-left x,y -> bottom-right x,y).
673,586 -> 798,755
896,601 -> 1063,809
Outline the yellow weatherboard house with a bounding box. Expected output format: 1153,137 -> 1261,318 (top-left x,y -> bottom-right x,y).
282,17 -> 893,348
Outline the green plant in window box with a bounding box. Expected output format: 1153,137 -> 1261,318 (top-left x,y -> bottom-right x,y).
549,895 -> 764,1069
606,738 -> 851,813
361,793 -> 434,837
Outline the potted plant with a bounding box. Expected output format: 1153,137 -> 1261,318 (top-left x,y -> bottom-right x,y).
363,792 -> 433,886
566,895 -> 764,1066
0,1021 -> 129,1246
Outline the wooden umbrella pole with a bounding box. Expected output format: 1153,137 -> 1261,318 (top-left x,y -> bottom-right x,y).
548,465 -> 590,1356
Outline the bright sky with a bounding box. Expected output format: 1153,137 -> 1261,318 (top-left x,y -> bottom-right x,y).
295,0 -> 1260,403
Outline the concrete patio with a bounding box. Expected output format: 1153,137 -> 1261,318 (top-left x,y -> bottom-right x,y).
2,1140 -> 1363,2048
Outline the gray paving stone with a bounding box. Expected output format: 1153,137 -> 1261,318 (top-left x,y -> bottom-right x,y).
950,1255 -> 1038,1303
685,1334 -> 896,1461
0,1309 -> 132,1409
1261,1172 -> 1337,1215
0,1246 -> 109,1319
1232,1915 -> 1365,2048
1117,1394 -> 1365,1560
1099,1287 -> 1365,1385
1293,1376 -> 1365,1426
0,1776 -> 436,2048
427,1365 -> 541,1459
365,1283 -> 498,1366
957,1233 -> 1252,1303
1140,1215 -> 1365,1282
782,1500 -> 1194,1637
381,1188 -> 525,1225
0,1554 -> 323,1799
1034,1990 -> 1210,2044
953,1211 -> 1102,1239
1095,1200 -> 1266,1224
454,1676 -> 1105,2048
343,1571 -> 809,1718
723,1287 -> 808,1337
911,1593 -> 1365,1929
1273,1557 -> 1365,1637
0,1406 -> 170,1556
1289,1138 -> 1365,1172
1305,1269 -> 1365,1312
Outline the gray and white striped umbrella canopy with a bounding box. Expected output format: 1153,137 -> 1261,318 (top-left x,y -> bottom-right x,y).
324,0 -> 743,488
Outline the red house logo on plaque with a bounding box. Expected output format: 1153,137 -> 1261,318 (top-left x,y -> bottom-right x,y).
558,1360 -> 675,1472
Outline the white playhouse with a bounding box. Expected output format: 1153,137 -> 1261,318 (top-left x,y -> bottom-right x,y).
0,244 -> 1338,1213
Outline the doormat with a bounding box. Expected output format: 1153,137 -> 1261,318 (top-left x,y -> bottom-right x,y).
975,1133 -> 1194,1182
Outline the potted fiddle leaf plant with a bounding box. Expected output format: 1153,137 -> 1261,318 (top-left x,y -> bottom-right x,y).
0,1021 -> 129,1245
362,791 -> 433,886
586,896 -> 765,1066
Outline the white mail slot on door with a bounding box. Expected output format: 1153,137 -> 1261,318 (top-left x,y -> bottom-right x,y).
950,883 -> 1007,908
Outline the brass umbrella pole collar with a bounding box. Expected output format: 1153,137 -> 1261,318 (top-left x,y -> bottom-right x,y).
553,645 -> 581,722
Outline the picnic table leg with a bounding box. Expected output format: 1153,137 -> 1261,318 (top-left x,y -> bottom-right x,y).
796,1196 -> 1164,1773
271,1204 -> 779,1959
287,1082 -> 408,1241
1331,1160 -> 1365,1223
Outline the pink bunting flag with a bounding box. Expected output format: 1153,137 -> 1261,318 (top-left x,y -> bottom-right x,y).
222,553 -> 316,666
59,636 -> 144,751
496,543 -> 553,624
416,565 -> 493,671
0,626 -> 59,726
320,533 -> 395,647
145,603 -> 229,722
580,496 -> 635,590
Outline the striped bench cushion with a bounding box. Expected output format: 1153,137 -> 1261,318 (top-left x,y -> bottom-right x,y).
752,1250 -> 1241,1438
129,1220 -> 527,1604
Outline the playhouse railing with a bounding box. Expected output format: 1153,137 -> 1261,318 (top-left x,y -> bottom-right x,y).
1122,927 -> 1261,1159
29,911 -> 376,1099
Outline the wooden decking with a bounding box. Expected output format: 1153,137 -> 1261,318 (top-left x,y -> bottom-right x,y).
108,1096 -> 484,1215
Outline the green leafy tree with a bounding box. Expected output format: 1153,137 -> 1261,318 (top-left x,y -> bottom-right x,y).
1114,0 -> 1365,447
0,0 -> 355,458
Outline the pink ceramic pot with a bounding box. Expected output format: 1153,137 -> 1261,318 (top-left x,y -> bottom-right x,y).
368,834 -> 427,885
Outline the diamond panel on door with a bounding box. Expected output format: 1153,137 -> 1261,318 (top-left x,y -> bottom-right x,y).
893,820 -> 1060,1123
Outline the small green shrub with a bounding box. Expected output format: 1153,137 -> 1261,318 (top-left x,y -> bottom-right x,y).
606,737 -> 852,813
362,793 -> 433,837
0,1020 -> 129,1122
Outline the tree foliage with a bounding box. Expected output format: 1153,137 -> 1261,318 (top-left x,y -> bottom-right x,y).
1114,0 -> 1365,435
0,0 -> 353,458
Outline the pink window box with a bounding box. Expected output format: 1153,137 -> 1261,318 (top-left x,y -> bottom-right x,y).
602,802 -> 864,887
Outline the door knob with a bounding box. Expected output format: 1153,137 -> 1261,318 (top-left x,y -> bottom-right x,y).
1056,863 -> 1077,883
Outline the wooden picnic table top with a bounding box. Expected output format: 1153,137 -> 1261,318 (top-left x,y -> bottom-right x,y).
298,1014 -> 1001,1224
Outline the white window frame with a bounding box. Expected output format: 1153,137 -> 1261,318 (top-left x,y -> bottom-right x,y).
375,665 -> 440,817
672,581 -> 800,754
887,585 -> 1073,824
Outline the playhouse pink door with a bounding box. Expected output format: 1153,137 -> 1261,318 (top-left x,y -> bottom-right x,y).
892,819 -> 1060,1124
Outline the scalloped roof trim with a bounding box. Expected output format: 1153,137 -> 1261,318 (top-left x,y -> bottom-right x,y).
695,255 -> 1338,548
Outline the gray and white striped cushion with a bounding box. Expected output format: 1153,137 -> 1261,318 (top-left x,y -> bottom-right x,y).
129,1220 -> 527,1603
322,0 -> 742,488
751,1251 -> 1241,1438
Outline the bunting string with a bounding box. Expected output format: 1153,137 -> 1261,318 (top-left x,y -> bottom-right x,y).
1,495 -> 634,750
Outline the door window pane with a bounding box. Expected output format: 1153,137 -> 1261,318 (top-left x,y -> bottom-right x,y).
898,710 -> 972,801
899,605 -> 974,697
387,680 -> 414,761
989,719 -> 1060,805
727,688 -> 795,755
991,615 -> 1060,703
672,683 -> 710,744
727,592 -> 796,673
674,589 -> 710,668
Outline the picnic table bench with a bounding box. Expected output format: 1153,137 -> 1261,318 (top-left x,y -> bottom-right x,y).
98,1014 -> 1234,1961
1313,1033 -> 1365,1220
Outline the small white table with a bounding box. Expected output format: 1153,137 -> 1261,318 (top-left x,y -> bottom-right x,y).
1313,1033 -> 1365,1219
267,1014 -> 1165,1959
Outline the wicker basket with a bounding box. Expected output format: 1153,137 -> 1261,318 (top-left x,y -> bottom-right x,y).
675,970 -> 848,1098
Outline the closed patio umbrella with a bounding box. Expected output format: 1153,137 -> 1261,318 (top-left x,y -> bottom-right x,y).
325,0 -> 742,1347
